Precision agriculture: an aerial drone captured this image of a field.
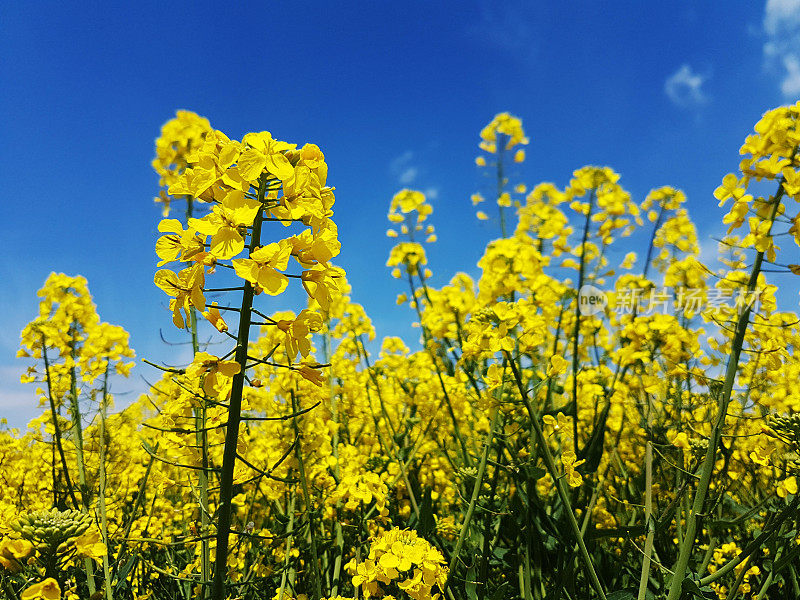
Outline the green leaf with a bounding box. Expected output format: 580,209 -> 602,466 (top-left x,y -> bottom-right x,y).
114,554 -> 138,593
466,563 -> 479,600
415,487 -> 435,537
681,577 -> 716,598
489,582 -> 511,600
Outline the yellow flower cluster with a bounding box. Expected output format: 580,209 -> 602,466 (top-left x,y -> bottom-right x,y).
347,528 -> 448,599
5,105 -> 800,600
152,110 -> 213,216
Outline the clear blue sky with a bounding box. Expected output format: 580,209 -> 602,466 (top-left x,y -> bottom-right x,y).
2,1 -> 798,426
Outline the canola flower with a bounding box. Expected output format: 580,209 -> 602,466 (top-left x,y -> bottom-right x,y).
4,107 -> 800,600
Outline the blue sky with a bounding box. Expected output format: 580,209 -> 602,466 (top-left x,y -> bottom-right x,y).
2,0 -> 799,427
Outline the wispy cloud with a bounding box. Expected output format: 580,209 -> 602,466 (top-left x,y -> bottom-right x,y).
424,187 -> 439,200
763,0 -> 800,98
664,64 -> 709,108
389,152 -> 440,198
467,2 -> 537,58
399,167 -> 418,185
390,151 -> 419,185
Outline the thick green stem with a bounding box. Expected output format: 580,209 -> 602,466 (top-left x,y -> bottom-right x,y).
666,181 -> 785,600
211,178 -> 266,600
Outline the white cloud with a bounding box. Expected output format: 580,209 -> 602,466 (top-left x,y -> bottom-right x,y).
390,151 -> 420,185
390,151 -> 413,173
424,187 -> 439,200
664,64 -> 709,108
399,167 -> 418,184
783,54 -> 800,96
765,0 -> 800,36
763,0 -> 800,98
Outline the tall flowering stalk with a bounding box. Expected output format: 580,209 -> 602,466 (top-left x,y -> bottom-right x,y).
666,104 -> 800,600
17,274 -> 134,597
152,122 -> 343,600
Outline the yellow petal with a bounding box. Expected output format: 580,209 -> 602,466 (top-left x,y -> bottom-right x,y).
210,227 -> 244,260
237,147 -> 268,181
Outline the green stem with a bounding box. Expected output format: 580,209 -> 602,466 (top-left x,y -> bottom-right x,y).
41,339 -> 80,509
211,177 -> 266,600
406,270 -> 472,465
666,178 -> 785,600
277,491 -> 297,600
98,368 -> 113,600
291,390 -> 323,600
188,193 -> 210,598
636,439 -> 654,600
443,410 -> 501,595
506,353 -> 607,600
325,328 -> 345,597
497,142 -> 507,238
68,325 -> 93,598
571,190 -> 595,452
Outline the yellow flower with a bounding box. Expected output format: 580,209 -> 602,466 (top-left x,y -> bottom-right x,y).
201,302 -> 228,332
301,264 -> 345,311
546,355 -> 568,377
778,476 -> 798,498
75,529 -> 107,561
155,218 -> 205,266
237,131 -> 295,183
275,309 -> 324,360
479,112 -> 529,152
185,352 -> 241,397
749,444 -> 774,467
386,243 -> 428,275
671,431 -> 691,451
348,528 -> 448,599
188,190 -> 262,260
0,538 -> 33,572
297,364 -> 325,387
391,189 -> 427,214
154,264 -> 206,329
713,173 -> 745,206
232,240 -> 292,295
21,579 -> 61,600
